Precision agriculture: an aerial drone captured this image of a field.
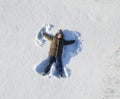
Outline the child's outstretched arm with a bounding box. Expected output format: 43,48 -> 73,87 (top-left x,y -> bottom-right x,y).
43,33 -> 53,41
64,40 -> 75,45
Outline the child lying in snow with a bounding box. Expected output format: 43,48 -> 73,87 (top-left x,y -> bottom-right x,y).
42,30 -> 75,77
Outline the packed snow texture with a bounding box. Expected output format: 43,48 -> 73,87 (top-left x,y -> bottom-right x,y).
0,0 -> 120,99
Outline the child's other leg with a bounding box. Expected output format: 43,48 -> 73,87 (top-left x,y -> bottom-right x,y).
56,56 -> 64,77
43,56 -> 55,75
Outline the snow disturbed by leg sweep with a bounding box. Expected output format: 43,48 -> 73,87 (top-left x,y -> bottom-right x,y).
35,24 -> 82,78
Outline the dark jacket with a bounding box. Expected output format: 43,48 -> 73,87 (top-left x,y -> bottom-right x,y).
43,33 -> 75,57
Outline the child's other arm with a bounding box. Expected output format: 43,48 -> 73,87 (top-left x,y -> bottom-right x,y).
64,40 -> 75,45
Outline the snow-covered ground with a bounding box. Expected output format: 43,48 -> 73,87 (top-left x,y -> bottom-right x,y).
0,0 -> 120,99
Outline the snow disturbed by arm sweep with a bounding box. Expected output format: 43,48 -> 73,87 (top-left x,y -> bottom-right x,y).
35,24 -> 54,47
35,24 -> 82,78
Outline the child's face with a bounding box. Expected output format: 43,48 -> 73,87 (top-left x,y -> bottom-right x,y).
57,34 -> 62,39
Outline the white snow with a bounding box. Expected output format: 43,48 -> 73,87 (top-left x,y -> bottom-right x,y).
0,0 -> 120,99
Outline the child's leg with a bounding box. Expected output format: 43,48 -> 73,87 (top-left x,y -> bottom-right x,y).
44,56 -> 55,74
56,56 -> 63,76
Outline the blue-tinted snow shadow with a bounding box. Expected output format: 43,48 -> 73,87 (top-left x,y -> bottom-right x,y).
35,58 -> 49,74
62,30 -> 82,77
35,29 -> 82,78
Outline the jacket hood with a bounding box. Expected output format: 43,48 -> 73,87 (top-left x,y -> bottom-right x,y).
55,29 -> 64,39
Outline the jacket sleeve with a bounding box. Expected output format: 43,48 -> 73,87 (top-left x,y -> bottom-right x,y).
43,33 -> 53,41
64,40 -> 75,45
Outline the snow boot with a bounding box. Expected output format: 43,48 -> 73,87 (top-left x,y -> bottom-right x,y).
42,66 -> 51,76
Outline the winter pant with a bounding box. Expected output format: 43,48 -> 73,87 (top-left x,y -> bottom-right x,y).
44,56 -> 63,74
